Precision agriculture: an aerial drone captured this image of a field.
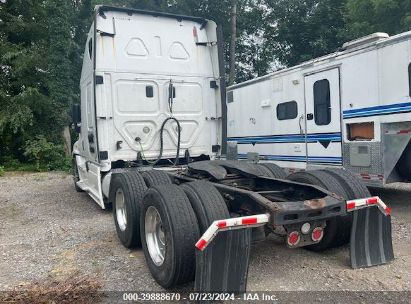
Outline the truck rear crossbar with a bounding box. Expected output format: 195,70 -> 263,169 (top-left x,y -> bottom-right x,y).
195,214 -> 270,251
195,196 -> 394,292
346,196 -> 391,216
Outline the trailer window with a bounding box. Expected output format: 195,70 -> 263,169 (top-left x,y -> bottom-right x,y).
408,63 -> 411,97
347,122 -> 374,141
146,85 -> 154,98
313,79 -> 331,125
277,101 -> 298,120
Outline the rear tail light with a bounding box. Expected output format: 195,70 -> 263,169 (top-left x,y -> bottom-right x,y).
311,227 -> 324,242
287,231 -> 300,246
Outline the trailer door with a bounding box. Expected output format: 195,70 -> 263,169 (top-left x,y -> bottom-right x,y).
304,68 -> 342,166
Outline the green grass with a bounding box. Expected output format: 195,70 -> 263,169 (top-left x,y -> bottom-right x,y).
1,157 -> 72,173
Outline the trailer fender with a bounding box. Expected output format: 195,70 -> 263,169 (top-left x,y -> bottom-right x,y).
346,196 -> 394,268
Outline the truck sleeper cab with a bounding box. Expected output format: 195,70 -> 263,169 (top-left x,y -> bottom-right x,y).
72,6 -> 394,293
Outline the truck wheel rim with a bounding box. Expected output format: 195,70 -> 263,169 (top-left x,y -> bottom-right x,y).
145,206 -> 166,266
115,188 -> 127,231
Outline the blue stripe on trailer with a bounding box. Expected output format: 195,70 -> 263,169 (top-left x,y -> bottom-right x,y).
228,132 -> 342,144
238,154 -> 343,164
343,102 -> 411,119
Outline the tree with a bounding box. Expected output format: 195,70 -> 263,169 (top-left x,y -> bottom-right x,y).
0,0 -> 52,163
228,0 -> 237,85
263,0 -> 347,66
344,0 -> 411,39
46,0 -> 77,153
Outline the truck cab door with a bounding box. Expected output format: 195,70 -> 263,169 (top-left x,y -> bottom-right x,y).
80,31 -> 98,164
304,68 -> 342,167
76,28 -> 105,208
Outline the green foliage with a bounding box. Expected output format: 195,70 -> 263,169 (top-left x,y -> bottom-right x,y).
1,159 -> 39,172
23,136 -> 71,171
0,166 -> 4,177
345,0 -> 411,38
263,0 -> 347,67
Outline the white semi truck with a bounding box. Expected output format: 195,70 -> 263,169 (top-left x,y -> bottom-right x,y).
227,31 -> 411,187
72,6 -> 394,292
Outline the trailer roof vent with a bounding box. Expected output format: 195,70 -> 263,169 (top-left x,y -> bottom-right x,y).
342,32 -> 389,50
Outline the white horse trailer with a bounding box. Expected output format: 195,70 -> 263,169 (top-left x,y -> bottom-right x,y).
227,31 -> 411,187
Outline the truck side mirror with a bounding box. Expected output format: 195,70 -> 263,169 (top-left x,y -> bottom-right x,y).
72,104 -> 81,133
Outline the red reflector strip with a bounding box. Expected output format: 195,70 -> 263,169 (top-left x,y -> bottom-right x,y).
346,196 -> 391,216
217,220 -> 227,228
195,239 -> 207,250
242,217 -> 257,225
195,213 -> 270,251
367,197 -> 378,205
346,201 -> 356,210
398,129 -> 411,134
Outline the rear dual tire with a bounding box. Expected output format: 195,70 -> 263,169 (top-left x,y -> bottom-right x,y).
287,168 -> 370,251
111,170 -> 172,249
110,169 -> 200,288
180,181 -> 230,232
257,163 -> 287,179
141,185 -> 199,287
110,171 -> 147,248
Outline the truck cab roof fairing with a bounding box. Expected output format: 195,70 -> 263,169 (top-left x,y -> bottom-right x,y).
96,5 -> 208,28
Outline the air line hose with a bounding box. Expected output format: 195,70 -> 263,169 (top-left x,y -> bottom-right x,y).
152,116 -> 181,166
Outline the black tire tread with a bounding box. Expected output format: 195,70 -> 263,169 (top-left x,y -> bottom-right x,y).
321,168 -> 371,199
260,163 -> 287,179
142,185 -> 199,287
110,170 -> 147,248
180,181 -> 229,232
254,164 -> 275,178
287,170 -> 352,251
142,170 -> 172,187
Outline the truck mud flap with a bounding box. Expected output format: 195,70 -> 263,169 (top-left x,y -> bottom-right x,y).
195,230 -> 251,293
347,197 -> 394,268
194,214 -> 269,293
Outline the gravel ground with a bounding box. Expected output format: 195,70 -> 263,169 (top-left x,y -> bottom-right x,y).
0,172 -> 410,302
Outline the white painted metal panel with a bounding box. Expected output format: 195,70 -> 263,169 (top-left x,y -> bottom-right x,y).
304,68 -> 342,165
93,11 -> 220,161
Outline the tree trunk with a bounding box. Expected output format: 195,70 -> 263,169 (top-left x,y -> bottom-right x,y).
62,126 -> 72,156
228,0 -> 237,85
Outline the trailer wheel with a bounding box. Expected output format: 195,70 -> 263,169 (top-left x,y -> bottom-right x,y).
142,170 -> 172,187
287,170 -> 352,251
398,142 -> 411,179
141,185 -> 199,287
110,171 -> 147,248
72,157 -> 83,192
259,163 -> 287,179
180,181 -> 229,232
